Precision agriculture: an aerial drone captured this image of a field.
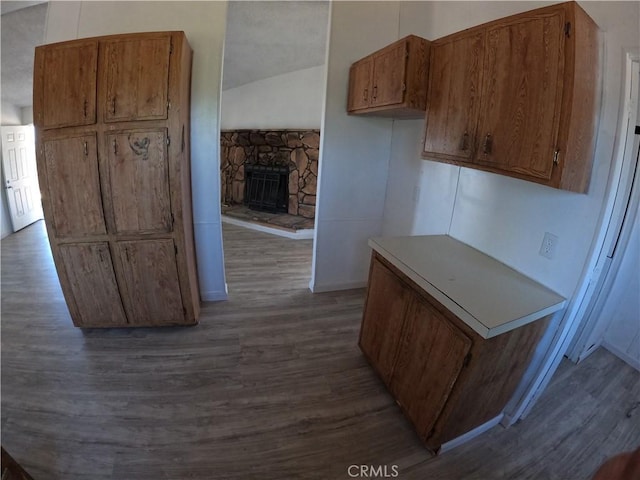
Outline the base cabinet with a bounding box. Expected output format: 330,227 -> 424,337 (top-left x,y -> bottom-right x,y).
359,253 -> 550,452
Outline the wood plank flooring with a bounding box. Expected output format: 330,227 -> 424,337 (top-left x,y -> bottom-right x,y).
1,221 -> 638,479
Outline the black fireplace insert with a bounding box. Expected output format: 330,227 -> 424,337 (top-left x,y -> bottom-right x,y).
244,164 -> 289,213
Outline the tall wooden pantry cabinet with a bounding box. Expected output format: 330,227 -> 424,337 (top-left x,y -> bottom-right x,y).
33,31 -> 200,328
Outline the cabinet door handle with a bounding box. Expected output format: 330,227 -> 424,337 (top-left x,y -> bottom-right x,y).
83,99 -> 88,118
363,88 -> 368,102
460,132 -> 469,151
483,134 -> 493,154
83,141 -> 88,156
111,97 -> 116,115
113,138 -> 118,155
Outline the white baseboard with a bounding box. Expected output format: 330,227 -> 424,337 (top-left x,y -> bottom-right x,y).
309,280 -> 367,293
221,215 -> 314,240
602,341 -> 640,371
439,414 -> 504,454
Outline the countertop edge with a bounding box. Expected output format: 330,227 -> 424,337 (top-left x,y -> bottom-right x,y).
368,237 -> 566,339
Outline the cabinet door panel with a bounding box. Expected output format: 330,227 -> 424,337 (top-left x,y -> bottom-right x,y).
43,135 -> 107,237
106,130 -> 172,234
348,58 -> 373,111
390,296 -> 472,439
104,36 -> 171,122
423,33 -> 484,162
359,258 -> 411,385
371,42 -> 407,107
476,12 -> 564,179
60,243 -> 128,327
39,41 -> 97,129
115,240 -> 184,326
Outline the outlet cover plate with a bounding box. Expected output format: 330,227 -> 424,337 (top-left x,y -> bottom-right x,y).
539,232 -> 558,260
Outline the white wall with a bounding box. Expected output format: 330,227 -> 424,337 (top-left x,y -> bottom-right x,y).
381,1 -> 640,301
21,107 -> 34,125
1,103 -> 22,125
44,0 -> 228,301
221,65 -> 325,130
310,1 -> 400,292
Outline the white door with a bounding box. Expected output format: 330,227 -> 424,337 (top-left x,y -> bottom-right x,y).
1,125 -> 44,232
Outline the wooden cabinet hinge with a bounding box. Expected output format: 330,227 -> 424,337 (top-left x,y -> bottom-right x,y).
565,22 -> 571,37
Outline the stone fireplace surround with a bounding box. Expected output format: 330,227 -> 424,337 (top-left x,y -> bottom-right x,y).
220,129 -> 319,219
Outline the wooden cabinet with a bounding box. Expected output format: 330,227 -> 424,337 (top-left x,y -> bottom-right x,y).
38,40 -> 98,129
422,2 -> 600,193
59,243 -> 128,327
103,34 -> 172,122
359,257 -> 411,385
34,31 -> 200,328
115,240 -> 185,326
422,32 -> 484,163
389,297 -> 472,440
347,57 -> 372,113
105,129 -> 172,234
42,134 -> 106,237
360,252 -> 550,452
347,35 -> 430,119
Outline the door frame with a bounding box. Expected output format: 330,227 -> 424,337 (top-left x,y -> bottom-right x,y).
567,53 -> 640,365
504,49 -> 640,423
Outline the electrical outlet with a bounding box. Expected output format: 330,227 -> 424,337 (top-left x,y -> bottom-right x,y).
539,232 -> 558,260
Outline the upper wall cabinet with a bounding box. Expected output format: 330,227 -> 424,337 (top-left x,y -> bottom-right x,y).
422,1 -> 600,193
35,40 -> 98,129
103,34 -> 172,122
347,35 -> 431,119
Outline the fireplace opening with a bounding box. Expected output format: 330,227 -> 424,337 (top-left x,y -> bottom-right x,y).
244,164 -> 289,213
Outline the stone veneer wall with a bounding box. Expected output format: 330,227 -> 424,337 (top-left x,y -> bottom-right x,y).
220,130 -> 320,219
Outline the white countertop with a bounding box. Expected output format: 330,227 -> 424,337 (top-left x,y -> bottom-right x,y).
369,235 -> 566,339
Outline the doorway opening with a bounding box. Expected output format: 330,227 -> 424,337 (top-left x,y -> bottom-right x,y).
218,1 -> 329,294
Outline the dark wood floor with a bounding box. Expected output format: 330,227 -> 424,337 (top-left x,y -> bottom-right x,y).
1,221 -> 638,479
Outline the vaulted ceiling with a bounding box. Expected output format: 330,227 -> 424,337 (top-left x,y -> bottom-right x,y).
222,1 -> 329,90
1,1 -> 329,112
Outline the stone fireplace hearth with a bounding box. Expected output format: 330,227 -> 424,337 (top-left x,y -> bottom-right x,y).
220,129 -> 319,220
